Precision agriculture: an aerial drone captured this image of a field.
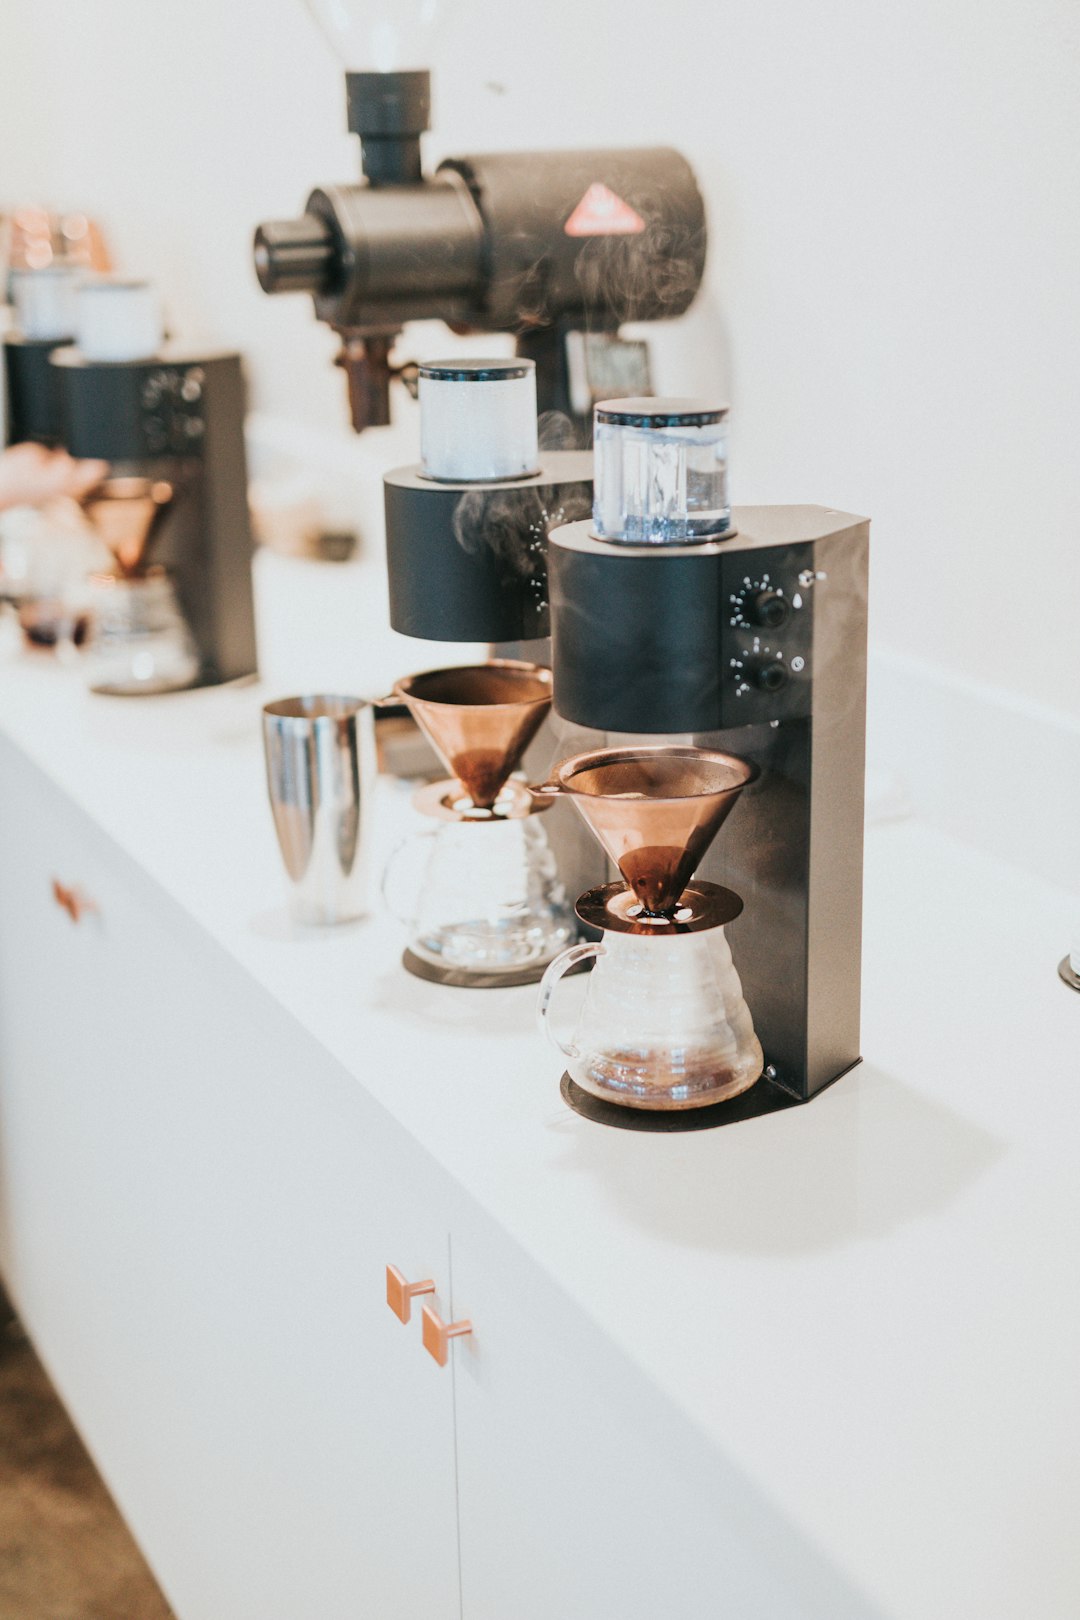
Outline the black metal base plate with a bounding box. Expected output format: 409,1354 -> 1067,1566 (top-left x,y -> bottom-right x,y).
402,948 -> 550,990
560,1072 -> 806,1132
1060,956 -> 1080,992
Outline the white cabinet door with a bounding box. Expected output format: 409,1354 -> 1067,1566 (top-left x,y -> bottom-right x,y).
0,737 -> 460,1620
450,1213 -> 875,1619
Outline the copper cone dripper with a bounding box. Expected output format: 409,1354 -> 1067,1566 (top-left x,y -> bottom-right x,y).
81,475 -> 176,576
544,746 -> 756,915
390,661 -> 552,810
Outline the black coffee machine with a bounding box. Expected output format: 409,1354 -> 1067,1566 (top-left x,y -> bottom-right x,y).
27,277 -> 259,689
542,400 -> 869,1124
253,69 -> 707,438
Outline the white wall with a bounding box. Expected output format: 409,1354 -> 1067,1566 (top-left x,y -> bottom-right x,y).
2,0 -> 1078,716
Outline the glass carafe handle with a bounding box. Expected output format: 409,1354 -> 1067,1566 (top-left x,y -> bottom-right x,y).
536,941 -> 605,1058
380,827 -> 437,928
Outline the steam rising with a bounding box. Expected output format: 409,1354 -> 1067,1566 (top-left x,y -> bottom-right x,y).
446,156 -> 704,629
574,209 -> 705,327
504,166 -> 706,333
451,412 -> 591,631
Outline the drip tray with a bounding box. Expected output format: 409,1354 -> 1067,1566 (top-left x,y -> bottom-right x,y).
560,1073 -> 806,1132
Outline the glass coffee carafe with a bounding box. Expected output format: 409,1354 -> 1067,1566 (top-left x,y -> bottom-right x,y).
536,745 -> 763,1110
380,661 -> 575,986
76,474 -> 200,694
383,790 -> 573,978
538,884 -> 762,1110
81,568 -> 199,695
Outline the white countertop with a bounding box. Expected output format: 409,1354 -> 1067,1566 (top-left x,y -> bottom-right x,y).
1,557 -> 1077,1619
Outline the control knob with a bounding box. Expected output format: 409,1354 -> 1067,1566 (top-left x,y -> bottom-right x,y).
744,589 -> 791,629
744,656 -> 789,693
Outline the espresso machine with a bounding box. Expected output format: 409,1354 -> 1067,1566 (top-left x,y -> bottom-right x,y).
50,279 -> 258,690
540,398 -> 869,1126
253,68 -> 706,437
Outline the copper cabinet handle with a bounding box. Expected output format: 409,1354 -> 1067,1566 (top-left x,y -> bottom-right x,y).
51,879 -> 97,924
421,1303 -> 472,1367
385,1264 -> 436,1325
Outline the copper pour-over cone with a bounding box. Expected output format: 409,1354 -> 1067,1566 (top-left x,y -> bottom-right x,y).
391,661 -> 552,810
81,475 -> 176,576
546,745 -> 757,915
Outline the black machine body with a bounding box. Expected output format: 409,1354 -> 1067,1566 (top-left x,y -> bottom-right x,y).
4,333 -> 70,446
384,451 -> 592,644
547,505 -> 870,1111
253,70 -> 706,435
50,346 -> 258,687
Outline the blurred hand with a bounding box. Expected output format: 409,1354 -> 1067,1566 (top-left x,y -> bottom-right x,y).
0,444 -> 109,513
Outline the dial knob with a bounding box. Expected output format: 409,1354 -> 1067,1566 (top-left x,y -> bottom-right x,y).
745,589 -> 790,629
745,657 -> 789,693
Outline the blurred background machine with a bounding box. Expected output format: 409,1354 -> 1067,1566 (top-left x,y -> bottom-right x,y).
55,279 -> 257,689
1,270 -> 257,690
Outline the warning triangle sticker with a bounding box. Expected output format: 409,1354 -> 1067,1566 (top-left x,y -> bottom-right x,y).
564,182 -> 646,237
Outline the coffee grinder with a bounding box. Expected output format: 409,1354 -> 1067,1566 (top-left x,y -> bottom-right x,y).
543,398 -> 869,1126
253,68 -> 706,437
51,278 -> 258,691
